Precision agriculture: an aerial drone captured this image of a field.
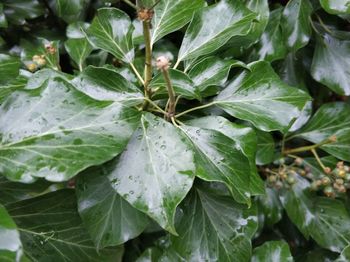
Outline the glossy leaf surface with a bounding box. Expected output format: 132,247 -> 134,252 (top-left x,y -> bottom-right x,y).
252,241 -> 293,262
320,0 -> 350,14
108,113 -> 196,234
177,0 -> 257,62
0,54 -> 20,85
215,61 -> 311,132
0,77 -> 141,182
86,8 -> 134,63
65,38 -> 93,71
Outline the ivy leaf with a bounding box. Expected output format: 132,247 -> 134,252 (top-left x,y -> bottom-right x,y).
149,69 -> 199,100
150,0 -> 205,46
0,54 -> 20,85
0,204 -> 23,261
71,66 -> 143,103
255,129 -> 275,165
76,164 -> 149,249
311,33 -> 350,96
281,0 -> 313,51
65,38 -> 93,71
215,61 -> 311,132
0,76 -> 27,103
25,68 -> 72,89
7,189 -> 124,261
188,57 -> 245,97
252,241 -> 293,262
86,8 -> 135,63
258,188 -> 283,226
66,22 -> 90,39
178,123 -> 252,204
255,7 -> 287,62
168,186 -> 258,262
0,77 -> 141,182
184,116 -> 264,196
295,102 -> 350,161
0,4 -> 7,28
0,175 -> 50,205
320,0 -> 350,14
177,0 -> 257,62
108,113 -> 196,234
51,0 -> 89,23
336,245 -> 350,262
2,0 -> 44,25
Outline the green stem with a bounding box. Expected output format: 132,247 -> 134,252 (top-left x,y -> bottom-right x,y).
122,0 -> 137,9
283,137 -> 334,155
130,62 -> 145,85
175,102 -> 216,118
311,148 -> 327,171
143,21 -> 153,96
173,59 -> 181,69
162,69 -> 176,119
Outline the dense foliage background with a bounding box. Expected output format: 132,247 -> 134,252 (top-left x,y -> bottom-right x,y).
0,0 -> 350,261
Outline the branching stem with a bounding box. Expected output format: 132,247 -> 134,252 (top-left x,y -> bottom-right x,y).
175,102 -> 216,118
283,137 -> 335,155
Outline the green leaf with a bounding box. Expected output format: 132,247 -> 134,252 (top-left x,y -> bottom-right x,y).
178,123 -> 252,204
0,54 -> 20,85
108,113 -> 196,234
66,22 -> 90,39
215,61 -> 311,132
0,204 -> 23,261
0,175 -> 50,205
72,66 -> 143,102
255,7 -> 287,62
0,75 -> 27,103
177,0 -> 257,62
336,245 -> 350,262
258,187 -> 283,226
0,77 -> 141,182
255,129 -> 275,165
2,0 -> 44,25
7,189 -> 124,261
295,102 -> 350,161
0,4 -> 7,28
76,163 -> 149,249
281,0 -> 313,51
252,241 -> 293,262
311,33 -> 350,96
52,0 -> 89,23
168,186 -> 258,261
150,0 -> 205,46
86,8 -> 134,63
184,116 -> 264,196
65,38 -> 93,71
188,57 -> 244,97
149,69 -> 199,100
320,0 -> 350,14
25,68 -> 72,89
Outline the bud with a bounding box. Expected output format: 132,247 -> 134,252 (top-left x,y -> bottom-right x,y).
137,8 -> 154,22
26,63 -> 37,72
294,157 -> 303,166
268,175 -> 277,183
324,167 -> 332,174
45,43 -> 56,55
324,186 -> 335,198
287,176 -> 296,185
33,55 -> 46,67
156,56 -> 170,71
329,135 -> 337,142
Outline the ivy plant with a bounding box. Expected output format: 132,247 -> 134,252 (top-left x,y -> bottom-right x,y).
0,0 -> 350,261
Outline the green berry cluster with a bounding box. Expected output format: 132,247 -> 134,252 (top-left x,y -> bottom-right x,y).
265,167 -> 297,190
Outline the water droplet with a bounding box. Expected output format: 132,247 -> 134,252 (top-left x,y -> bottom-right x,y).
160,144 -> 166,150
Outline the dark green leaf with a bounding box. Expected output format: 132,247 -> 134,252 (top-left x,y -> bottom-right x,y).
0,4 -> 7,28
311,33 -> 350,96
176,0 -> 257,62
255,129 -> 275,165
184,116 -> 264,196
66,22 -> 90,39
255,8 -> 287,62
76,164 -> 149,249
52,0 -> 89,23
281,0 -> 313,51
72,66 -> 143,102
252,241 -> 293,262
0,54 -> 20,85
168,186 -> 258,262
86,8 -> 135,63
215,61 -> 311,132
108,113 -> 196,234
295,102 -> 350,161
0,77 -> 141,182
7,189 -> 124,261
258,187 -> 283,226
65,38 -> 93,71
0,204 -> 23,261
0,75 -> 27,103
150,0 -> 205,46
25,69 -> 72,89
320,0 -> 350,14
188,57 -> 245,97
150,69 -> 199,100
336,245 -> 350,262
2,0 -> 44,25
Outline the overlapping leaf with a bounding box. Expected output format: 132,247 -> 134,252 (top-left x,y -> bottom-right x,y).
214,61 -> 311,132
65,38 -> 93,71
252,241 -> 293,262
108,113 -> 196,234
0,54 -> 20,85
320,0 -> 350,14
52,0 -> 89,23
0,77 -> 141,182
295,102 -> 350,161
86,8 -> 135,63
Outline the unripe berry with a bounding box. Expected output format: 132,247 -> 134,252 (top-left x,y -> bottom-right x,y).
338,169 -> 346,178
26,63 -> 37,72
268,175 -> 277,183
324,167 -> 332,174
275,181 -> 283,189
324,186 -> 335,198
336,178 -> 344,185
337,185 -> 346,193
345,173 -> 350,182
294,157 -> 303,166
287,176 -> 296,185
321,176 -> 331,186
310,181 -> 319,191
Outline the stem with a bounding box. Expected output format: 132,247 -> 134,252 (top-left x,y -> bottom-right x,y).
283,137 -> 334,155
130,62 -> 145,85
122,0 -> 137,9
173,59 -> 181,69
143,97 -> 167,115
311,148 -> 327,171
175,102 -> 216,118
316,14 -> 333,35
162,69 -> 176,119
143,21 -> 153,96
